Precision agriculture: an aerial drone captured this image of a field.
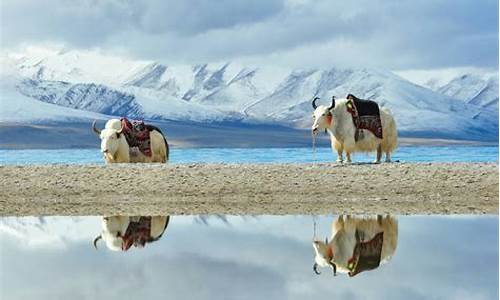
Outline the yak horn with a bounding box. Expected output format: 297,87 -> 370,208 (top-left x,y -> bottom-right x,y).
116,122 -> 124,135
92,120 -> 101,135
313,263 -> 321,275
312,97 -> 320,109
328,96 -> 336,110
93,235 -> 102,249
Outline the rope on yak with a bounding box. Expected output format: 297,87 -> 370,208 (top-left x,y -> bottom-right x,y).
312,215 -> 318,241
311,132 -> 317,164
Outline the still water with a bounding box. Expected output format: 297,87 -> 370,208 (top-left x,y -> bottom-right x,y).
0,145 -> 498,164
0,215 -> 497,299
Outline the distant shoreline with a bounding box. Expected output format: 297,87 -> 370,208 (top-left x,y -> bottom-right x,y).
1,163 -> 497,216
1,139 -> 498,150
0,121 -> 497,149
397,137 -> 498,147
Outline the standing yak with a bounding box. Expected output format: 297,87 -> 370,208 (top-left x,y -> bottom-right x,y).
312,215 -> 398,277
311,95 -> 397,163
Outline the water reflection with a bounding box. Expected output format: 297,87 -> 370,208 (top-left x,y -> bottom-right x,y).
93,216 -> 170,251
312,215 -> 398,277
0,215 -> 497,299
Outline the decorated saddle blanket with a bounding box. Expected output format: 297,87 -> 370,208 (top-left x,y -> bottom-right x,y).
122,216 -> 152,250
120,118 -> 152,157
346,230 -> 384,277
346,94 -> 383,141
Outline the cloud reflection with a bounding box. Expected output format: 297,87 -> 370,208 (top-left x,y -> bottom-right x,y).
0,215 -> 497,299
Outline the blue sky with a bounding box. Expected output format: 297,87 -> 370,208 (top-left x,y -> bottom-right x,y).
0,215 -> 498,299
0,0 -> 498,71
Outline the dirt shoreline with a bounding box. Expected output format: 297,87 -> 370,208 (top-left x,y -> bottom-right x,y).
0,163 -> 497,216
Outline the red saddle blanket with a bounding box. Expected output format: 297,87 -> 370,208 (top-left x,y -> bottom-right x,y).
346,94 -> 383,141
346,230 -> 384,277
122,216 -> 152,250
121,118 -> 152,157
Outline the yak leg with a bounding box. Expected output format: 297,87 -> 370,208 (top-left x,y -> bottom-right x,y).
385,151 -> 392,163
332,138 -> 343,163
374,144 -> 382,164
336,149 -> 344,163
346,152 -> 352,163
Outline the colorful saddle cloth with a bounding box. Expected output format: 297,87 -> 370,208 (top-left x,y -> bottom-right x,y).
122,216 -> 152,250
346,94 -> 383,141
346,230 -> 384,277
121,216 -> 170,251
120,118 -> 152,157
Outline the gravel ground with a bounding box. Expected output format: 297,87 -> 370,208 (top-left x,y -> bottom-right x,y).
0,163 -> 497,216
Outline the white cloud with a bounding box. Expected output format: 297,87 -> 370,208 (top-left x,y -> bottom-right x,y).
1,0 -> 497,69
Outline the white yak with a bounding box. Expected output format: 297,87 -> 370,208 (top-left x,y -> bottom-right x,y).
312,215 -> 398,277
92,119 -> 169,163
311,96 -> 397,163
93,216 -> 170,251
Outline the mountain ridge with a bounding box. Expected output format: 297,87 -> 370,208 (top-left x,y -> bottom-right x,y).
1,49 -> 498,141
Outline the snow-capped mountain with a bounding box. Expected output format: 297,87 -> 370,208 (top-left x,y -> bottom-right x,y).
433,73 -> 499,111
1,48 -> 498,140
18,79 -> 143,118
0,75 -> 111,123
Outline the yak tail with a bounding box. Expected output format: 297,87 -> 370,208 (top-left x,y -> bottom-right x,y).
164,137 -> 170,161
380,108 -> 398,154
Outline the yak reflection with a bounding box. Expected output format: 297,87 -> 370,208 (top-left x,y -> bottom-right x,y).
93,216 -> 170,251
312,215 -> 398,277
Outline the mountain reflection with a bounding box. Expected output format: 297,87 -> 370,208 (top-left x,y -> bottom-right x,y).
93,216 -> 170,251
312,215 -> 398,277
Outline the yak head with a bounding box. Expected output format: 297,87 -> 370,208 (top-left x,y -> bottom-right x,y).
311,96 -> 336,136
93,216 -> 130,251
92,120 -> 125,161
312,237 -> 338,276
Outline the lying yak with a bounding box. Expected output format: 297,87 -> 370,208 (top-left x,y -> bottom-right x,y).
93,216 -> 170,251
92,118 -> 169,163
312,215 -> 398,277
311,95 -> 397,163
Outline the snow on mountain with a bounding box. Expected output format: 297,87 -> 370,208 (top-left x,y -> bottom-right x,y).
2,51 -> 228,122
435,73 -> 499,111
0,75 -> 110,123
399,69 -> 499,112
17,79 -> 144,118
1,48 -> 498,140
12,47 -> 146,86
124,62 -> 168,89
244,67 -> 497,139
197,67 -> 280,111
123,85 -> 234,122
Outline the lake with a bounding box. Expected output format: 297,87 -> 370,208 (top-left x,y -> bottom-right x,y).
0,145 -> 498,164
0,215 -> 497,299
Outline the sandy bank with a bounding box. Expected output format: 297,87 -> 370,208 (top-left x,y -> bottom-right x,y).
0,163 -> 497,216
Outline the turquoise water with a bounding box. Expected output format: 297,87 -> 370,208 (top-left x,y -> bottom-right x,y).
0,145 -> 498,164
